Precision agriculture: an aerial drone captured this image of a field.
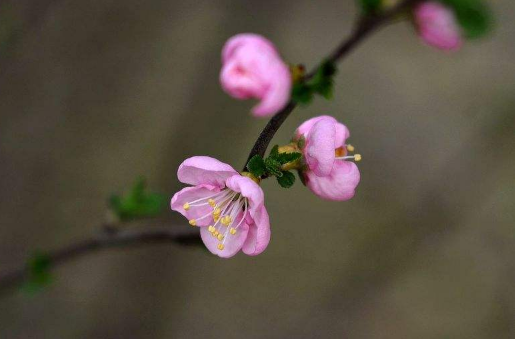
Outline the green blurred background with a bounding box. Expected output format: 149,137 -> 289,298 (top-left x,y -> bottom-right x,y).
0,0 -> 514,338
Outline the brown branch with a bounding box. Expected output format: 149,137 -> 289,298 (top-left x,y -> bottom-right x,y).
244,0 -> 419,168
0,225 -> 199,293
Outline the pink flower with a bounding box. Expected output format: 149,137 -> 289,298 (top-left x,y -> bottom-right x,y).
220,33 -> 292,117
171,156 -> 270,258
414,1 -> 462,51
295,116 -> 361,201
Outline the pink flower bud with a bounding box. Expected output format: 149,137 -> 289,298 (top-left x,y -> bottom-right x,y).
414,2 -> 462,51
220,34 -> 292,117
295,116 -> 361,201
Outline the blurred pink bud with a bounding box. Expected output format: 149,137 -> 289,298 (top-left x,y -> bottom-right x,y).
414,2 -> 462,51
220,33 -> 292,117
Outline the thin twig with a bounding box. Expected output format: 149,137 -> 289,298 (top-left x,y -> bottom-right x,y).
0,226 -> 199,293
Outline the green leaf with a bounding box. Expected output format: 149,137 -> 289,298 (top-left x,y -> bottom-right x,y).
277,171 -> 296,188
109,177 -> 167,221
247,155 -> 266,178
291,83 -> 314,105
269,145 -> 279,159
275,152 -> 302,165
310,61 -> 337,100
264,158 -> 283,177
22,252 -> 52,293
442,0 -> 492,38
358,0 -> 382,15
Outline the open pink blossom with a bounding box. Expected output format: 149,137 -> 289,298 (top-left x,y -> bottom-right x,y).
171,156 -> 270,258
295,115 -> 361,201
414,1 -> 462,51
220,33 -> 292,117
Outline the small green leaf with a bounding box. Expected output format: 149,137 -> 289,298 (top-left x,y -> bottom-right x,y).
291,83 -> 314,105
310,61 -> 337,100
276,152 -> 302,165
358,0 -> 382,15
277,171 -> 296,188
247,155 -> 266,178
269,145 -> 279,159
442,0 -> 492,38
109,177 -> 167,221
265,158 -> 283,177
22,252 -> 52,293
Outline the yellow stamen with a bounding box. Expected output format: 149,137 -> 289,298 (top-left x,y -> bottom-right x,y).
208,225 -> 215,233
208,199 -> 216,207
346,144 -> 355,152
188,219 -> 196,226
213,215 -> 220,222
213,208 -> 221,216
354,154 -> 362,161
217,244 -> 225,250
217,234 -> 224,241
221,216 -> 232,226
230,228 -> 237,235
183,203 -> 190,210
214,231 -> 219,237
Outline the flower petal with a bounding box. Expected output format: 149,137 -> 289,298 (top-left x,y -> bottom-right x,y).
334,122 -> 350,149
177,156 -> 238,187
242,205 -> 271,256
305,161 -> 360,201
222,33 -> 279,64
306,118 -> 336,176
201,222 -> 249,258
170,185 -> 220,226
295,115 -> 337,138
225,175 -> 264,215
251,61 -> 292,117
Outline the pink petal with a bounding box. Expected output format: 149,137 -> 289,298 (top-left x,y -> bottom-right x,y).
305,161 -> 361,201
251,61 -> 292,117
177,156 -> 238,187
295,115 -> 335,137
222,33 -> 279,64
242,205 -> 271,256
305,118 -> 336,176
334,122 -> 350,149
414,2 -> 462,51
201,222 -> 249,258
225,175 -> 265,214
170,185 -> 220,226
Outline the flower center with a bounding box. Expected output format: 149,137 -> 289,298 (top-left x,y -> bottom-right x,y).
183,188 -> 248,251
335,144 -> 362,162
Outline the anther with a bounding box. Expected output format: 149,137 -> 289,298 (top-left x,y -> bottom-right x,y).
208,225 -> 215,233
217,234 -> 224,241
188,219 -> 196,226
346,144 -> 355,152
230,228 -> 237,235
208,199 -> 216,207
183,203 -> 190,210
214,231 -> 219,237
354,154 -> 362,161
221,216 -> 232,226
217,244 -> 225,250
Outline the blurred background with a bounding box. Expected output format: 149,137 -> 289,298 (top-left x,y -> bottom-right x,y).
0,0 -> 514,338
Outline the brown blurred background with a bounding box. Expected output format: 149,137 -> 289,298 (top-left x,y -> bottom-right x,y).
0,0 -> 514,338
